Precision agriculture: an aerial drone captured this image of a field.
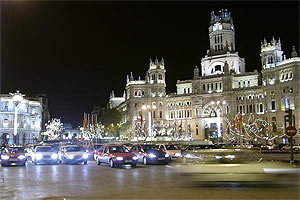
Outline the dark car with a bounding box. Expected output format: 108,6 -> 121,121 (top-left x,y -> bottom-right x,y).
95,144 -> 138,168
130,144 -> 170,165
1,146 -> 27,166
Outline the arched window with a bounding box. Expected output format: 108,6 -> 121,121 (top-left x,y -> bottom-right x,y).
215,65 -> 221,71
151,74 -> 156,80
158,74 -> 163,80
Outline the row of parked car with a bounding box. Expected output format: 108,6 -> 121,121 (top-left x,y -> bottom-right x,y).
0,142 -> 185,167
1,141 -> 299,167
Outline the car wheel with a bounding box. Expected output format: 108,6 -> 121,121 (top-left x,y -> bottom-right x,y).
96,158 -> 101,165
131,163 -> 136,167
143,157 -> 148,165
109,159 -> 115,168
84,161 -> 88,165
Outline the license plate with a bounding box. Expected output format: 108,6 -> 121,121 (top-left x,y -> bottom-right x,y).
125,160 -> 132,162
158,158 -> 165,160
9,158 -> 18,161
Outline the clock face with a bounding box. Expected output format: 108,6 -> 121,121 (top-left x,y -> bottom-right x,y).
213,23 -> 222,31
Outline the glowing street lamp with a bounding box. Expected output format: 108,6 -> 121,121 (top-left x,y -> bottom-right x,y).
9,90 -> 25,144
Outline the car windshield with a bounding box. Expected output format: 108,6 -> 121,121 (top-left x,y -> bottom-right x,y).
143,145 -> 160,151
165,145 -> 179,150
109,146 -> 129,153
66,146 -> 85,152
6,147 -> 24,153
36,146 -> 55,152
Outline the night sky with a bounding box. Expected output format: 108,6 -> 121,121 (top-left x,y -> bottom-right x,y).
1,1 -> 299,127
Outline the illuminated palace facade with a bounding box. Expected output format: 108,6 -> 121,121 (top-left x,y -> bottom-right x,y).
0,93 -> 50,145
110,9 -> 300,144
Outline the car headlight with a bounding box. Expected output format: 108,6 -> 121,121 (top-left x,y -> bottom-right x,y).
1,155 -> 9,160
68,155 -> 74,159
35,154 -> 43,160
17,155 -> 26,160
148,153 -> 156,158
225,155 -> 235,159
175,153 -> 181,157
215,155 -> 222,159
132,156 -> 138,160
51,154 -> 58,160
82,153 -> 88,159
116,157 -> 123,161
165,153 -> 170,158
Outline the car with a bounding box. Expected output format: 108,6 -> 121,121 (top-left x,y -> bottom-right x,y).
157,144 -> 182,159
175,149 -> 299,186
59,145 -> 89,164
1,146 -> 27,166
95,144 -> 138,168
31,146 -> 59,164
130,144 -> 170,165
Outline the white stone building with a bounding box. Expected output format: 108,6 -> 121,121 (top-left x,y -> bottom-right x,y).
0,93 -> 49,145
110,9 -> 300,144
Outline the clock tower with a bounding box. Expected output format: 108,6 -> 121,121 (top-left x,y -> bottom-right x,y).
208,9 -> 235,56
201,9 -> 245,77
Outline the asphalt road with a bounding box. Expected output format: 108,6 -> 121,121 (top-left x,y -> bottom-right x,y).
0,160 -> 299,200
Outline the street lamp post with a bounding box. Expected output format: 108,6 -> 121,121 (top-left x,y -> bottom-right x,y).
142,104 -> 156,141
9,91 -> 25,145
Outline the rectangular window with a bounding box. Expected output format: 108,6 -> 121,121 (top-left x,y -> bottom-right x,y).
153,111 -> 156,118
203,84 -> 205,91
160,111 -> 162,118
271,100 -> 276,110
259,104 -> 263,113
249,105 -> 253,113
226,106 -> 230,114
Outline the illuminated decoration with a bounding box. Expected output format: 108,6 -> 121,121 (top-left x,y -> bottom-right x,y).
41,118 -> 64,140
223,113 -> 286,143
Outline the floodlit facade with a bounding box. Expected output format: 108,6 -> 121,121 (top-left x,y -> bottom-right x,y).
0,94 -> 50,145
110,9 -> 300,144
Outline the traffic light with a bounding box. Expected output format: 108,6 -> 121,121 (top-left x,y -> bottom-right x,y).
285,109 -> 293,125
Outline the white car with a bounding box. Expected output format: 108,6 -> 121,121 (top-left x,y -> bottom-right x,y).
157,144 -> 182,159
59,145 -> 88,164
32,146 -> 59,164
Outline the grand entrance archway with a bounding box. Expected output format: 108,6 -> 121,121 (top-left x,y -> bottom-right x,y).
202,102 -> 223,144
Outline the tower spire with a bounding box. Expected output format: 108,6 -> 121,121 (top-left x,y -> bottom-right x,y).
130,72 -> 134,81
291,46 -> 298,58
